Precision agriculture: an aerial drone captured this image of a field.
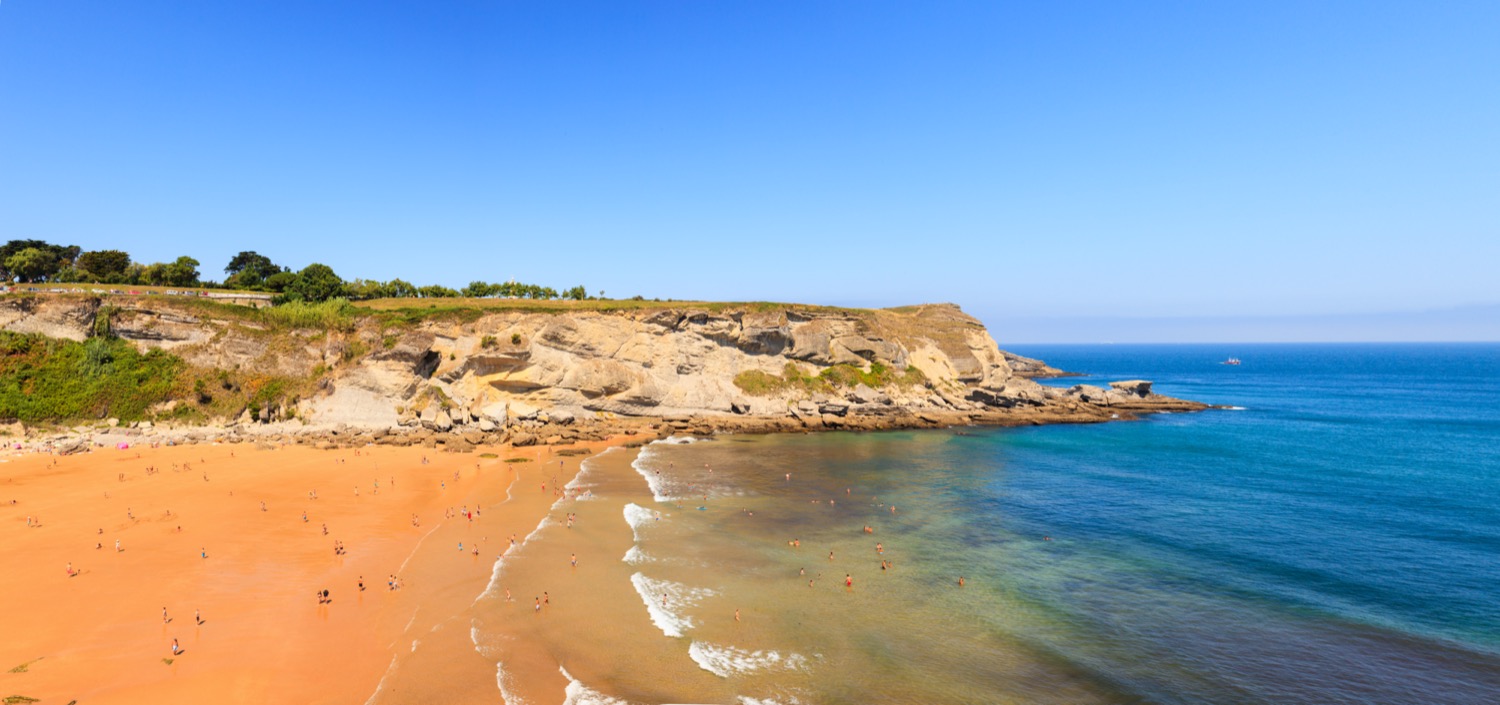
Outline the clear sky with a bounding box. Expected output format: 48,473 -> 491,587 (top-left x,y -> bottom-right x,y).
2,1 -> 1496,342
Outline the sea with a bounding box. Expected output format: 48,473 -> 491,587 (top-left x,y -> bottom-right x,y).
473,343 -> 1500,705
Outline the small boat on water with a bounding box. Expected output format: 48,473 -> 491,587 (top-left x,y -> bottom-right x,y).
1221,357 -> 1242,366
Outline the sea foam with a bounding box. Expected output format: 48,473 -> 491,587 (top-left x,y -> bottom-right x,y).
688,641 -> 810,678
623,503 -> 660,541
630,572 -> 714,638
622,544 -> 650,565
560,665 -> 630,705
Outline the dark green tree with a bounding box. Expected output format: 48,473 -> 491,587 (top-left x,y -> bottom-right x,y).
162,256 -> 200,287
386,279 -> 417,298
462,281 -> 498,298
224,251 -> 282,289
263,270 -> 297,292
77,250 -> 132,282
0,240 -> 75,281
5,247 -> 59,282
286,263 -> 345,303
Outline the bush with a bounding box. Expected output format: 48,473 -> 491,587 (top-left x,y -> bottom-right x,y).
480,335 -> 498,349
732,361 -> 927,397
0,332 -> 185,422
259,299 -> 355,331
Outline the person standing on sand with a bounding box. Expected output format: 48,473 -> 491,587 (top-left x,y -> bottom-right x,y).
171,638 -> 180,655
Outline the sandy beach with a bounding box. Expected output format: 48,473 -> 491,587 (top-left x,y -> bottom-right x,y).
0,437 -> 627,704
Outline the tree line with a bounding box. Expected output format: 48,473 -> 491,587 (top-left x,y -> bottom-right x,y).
1,240 -> 596,304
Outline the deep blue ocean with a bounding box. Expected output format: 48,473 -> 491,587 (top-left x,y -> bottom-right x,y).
985,342 -> 1500,703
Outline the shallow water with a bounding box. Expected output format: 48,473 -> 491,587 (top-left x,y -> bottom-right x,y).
478,343 -> 1500,704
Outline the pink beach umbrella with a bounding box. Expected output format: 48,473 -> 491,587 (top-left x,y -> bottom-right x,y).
117,442 -> 130,450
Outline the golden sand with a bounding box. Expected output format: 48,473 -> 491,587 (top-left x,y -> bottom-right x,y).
0,438 -> 624,704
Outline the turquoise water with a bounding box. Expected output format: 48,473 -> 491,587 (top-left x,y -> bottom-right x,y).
507,343 -> 1500,703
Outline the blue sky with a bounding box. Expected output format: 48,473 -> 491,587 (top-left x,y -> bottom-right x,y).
1,1 -> 1496,342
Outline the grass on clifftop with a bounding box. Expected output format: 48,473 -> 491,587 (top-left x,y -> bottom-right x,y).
734,362 -> 926,397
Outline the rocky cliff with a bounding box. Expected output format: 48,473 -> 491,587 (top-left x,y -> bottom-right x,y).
0,295 -> 1206,444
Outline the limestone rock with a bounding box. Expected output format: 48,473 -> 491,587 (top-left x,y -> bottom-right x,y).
510,432 -> 537,447
1109,380 -> 1153,397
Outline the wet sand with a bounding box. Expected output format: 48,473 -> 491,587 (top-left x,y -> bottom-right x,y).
0,438 -> 625,704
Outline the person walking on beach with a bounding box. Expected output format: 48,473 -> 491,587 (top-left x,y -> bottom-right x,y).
171,638 -> 180,655
571,553 -> 577,568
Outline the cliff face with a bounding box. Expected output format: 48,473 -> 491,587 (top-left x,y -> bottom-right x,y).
0,295 -> 1204,436
326,303 -> 1019,428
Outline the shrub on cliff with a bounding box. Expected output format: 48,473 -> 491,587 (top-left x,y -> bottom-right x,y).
734,362 -> 927,397
0,332 -> 184,422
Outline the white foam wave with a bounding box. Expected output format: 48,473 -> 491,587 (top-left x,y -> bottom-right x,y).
623,503 -> 661,541
738,697 -> 803,705
630,572 -> 714,638
1225,406 -> 1248,410
622,544 -> 650,565
660,435 -> 705,444
689,641 -> 809,678
630,443 -> 676,502
496,661 -> 525,705
560,665 -> 630,705
480,514 -> 556,599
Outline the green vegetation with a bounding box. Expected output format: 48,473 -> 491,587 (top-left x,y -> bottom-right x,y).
733,362 -> 926,397
3,240 -> 595,307
480,335 -> 498,349
4,695 -> 41,704
0,332 -> 184,422
255,299 -> 355,331
504,457 -> 532,463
